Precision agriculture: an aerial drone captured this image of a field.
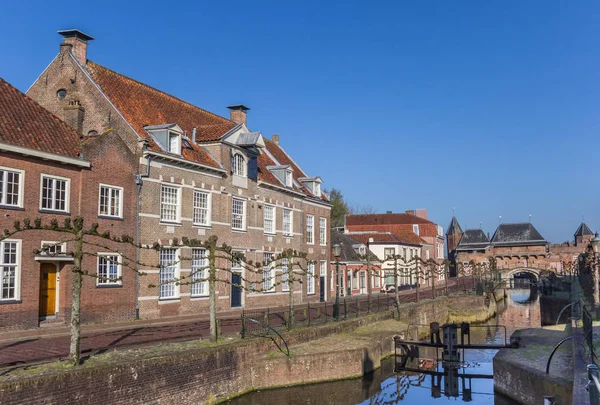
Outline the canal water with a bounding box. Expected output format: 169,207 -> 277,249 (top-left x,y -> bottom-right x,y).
227,289 -> 541,405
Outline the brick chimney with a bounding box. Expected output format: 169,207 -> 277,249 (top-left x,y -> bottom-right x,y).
272,134 -> 280,144
416,209 -> 428,220
227,105 -> 250,125
63,100 -> 85,135
405,209 -> 415,215
58,30 -> 94,65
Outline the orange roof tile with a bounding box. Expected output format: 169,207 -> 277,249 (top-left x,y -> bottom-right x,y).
85,61 -> 236,168
346,213 -> 439,237
0,77 -> 81,158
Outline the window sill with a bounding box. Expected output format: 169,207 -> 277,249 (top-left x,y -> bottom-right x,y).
0,299 -> 22,305
158,297 -> 181,304
190,295 -> 209,301
96,284 -> 123,289
98,215 -> 124,221
232,229 -> 247,234
0,205 -> 24,211
192,224 -> 212,229
39,209 -> 70,216
264,232 -> 276,237
159,221 -> 182,226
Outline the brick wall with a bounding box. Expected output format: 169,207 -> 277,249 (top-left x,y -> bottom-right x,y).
0,295 -> 493,405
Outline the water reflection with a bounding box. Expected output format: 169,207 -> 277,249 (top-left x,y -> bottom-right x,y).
227,293 -> 541,405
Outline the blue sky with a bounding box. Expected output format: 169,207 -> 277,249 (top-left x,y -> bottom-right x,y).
1,1 -> 598,242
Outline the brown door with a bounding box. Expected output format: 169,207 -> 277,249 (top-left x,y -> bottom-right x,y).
39,264 -> 57,317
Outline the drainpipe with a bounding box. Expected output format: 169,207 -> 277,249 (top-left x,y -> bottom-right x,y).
134,152 -> 152,320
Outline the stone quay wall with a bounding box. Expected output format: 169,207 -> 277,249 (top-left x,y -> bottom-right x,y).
0,294 -> 496,405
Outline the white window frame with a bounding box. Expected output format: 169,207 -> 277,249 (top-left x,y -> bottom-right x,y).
168,131 -> 181,155
96,253 -> 122,286
0,240 -> 21,301
192,190 -> 211,227
284,171 -> 292,187
232,153 -> 246,177
40,241 -> 67,256
0,166 -> 24,208
374,270 -> 381,288
281,258 -> 290,292
191,248 -> 208,297
413,224 -> 419,235
231,198 -> 246,231
263,204 -> 276,235
306,215 -> 314,245
384,248 -> 395,260
160,184 -> 181,223
307,262 -> 315,295
40,174 -> 70,213
263,253 -> 275,293
283,209 -> 293,237
159,248 -> 180,299
319,217 -> 327,246
98,184 -> 123,218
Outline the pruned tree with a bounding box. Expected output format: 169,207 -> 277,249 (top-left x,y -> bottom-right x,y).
1,217 -> 152,365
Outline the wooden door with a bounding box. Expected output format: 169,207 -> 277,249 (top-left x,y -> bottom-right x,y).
39,264 -> 57,317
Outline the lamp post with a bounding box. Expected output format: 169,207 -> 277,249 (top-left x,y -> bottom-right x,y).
333,243 -> 342,321
591,233 -> 600,307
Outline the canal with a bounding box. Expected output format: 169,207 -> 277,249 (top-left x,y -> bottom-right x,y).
227,289 -> 542,405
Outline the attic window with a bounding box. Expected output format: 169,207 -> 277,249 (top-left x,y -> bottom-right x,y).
413,225 -> 419,235
182,138 -> 193,150
285,171 -> 292,187
168,132 -> 180,154
232,153 -> 245,177
57,89 -> 67,100
313,183 -> 321,197
87,130 -> 98,136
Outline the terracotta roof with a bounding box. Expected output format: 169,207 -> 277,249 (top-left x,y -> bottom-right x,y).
263,138 -> 329,202
0,77 -> 81,158
346,231 -> 424,246
84,61 -> 236,168
346,222 -> 438,239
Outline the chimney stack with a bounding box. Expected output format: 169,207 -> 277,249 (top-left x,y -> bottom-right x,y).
227,105 -> 250,125
416,209 -> 428,219
58,29 -> 94,65
63,100 -> 85,135
272,134 -> 280,144
405,209 -> 415,215
192,128 -> 197,143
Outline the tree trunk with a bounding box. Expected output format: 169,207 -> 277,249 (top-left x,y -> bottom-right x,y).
594,256 -> 600,307
288,271 -> 295,329
208,246 -> 217,343
415,258 -> 420,303
445,264 -> 449,296
394,258 -> 399,306
431,265 -> 435,298
69,226 -> 84,365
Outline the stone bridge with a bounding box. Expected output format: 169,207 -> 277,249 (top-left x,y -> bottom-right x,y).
498,266 -> 543,281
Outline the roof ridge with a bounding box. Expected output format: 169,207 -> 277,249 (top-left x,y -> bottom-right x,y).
264,138 -> 308,177
86,61 -> 234,126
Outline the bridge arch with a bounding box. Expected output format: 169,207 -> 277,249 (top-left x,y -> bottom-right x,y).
502,267 -> 541,281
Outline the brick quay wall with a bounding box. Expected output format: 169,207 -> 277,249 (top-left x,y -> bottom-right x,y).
0,294 -> 497,405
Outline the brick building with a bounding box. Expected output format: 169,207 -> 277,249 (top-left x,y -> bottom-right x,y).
330,229 -> 382,297
345,210 -> 445,264
0,78 -> 137,331
446,216 -> 595,276
26,30 -> 331,321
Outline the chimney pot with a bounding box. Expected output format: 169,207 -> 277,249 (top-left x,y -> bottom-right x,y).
272,134 -> 280,144
405,210 -> 415,215
58,29 -> 94,65
227,104 -> 250,125
192,127 -> 197,143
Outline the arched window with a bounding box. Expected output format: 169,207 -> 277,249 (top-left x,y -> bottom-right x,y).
232,153 -> 245,177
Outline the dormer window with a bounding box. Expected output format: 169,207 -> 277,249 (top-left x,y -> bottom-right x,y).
168,132 -> 180,154
285,171 -> 292,187
232,153 -> 246,177
298,177 -> 323,198
413,224 -> 419,235
144,124 -> 183,156
266,165 -> 293,188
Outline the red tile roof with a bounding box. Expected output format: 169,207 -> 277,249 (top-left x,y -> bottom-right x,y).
0,77 -> 81,158
346,213 -> 439,237
263,138 -> 329,201
85,61 -> 236,168
347,231 -> 424,246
